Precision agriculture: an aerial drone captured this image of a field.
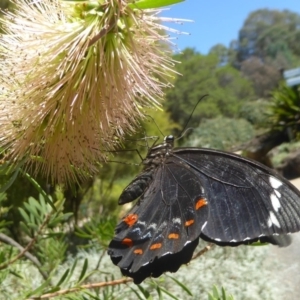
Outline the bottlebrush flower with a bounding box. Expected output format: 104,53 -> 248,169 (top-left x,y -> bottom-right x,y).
0,0 -> 183,184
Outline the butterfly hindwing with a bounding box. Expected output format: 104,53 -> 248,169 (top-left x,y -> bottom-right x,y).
108,158 -> 209,283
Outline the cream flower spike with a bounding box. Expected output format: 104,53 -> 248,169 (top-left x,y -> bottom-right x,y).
0,0 -> 183,183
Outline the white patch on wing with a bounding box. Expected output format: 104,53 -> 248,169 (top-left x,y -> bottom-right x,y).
147,223 -> 157,230
137,221 -> 146,226
274,190 -> 281,198
267,211 -> 281,228
160,221 -> 167,228
269,176 -> 283,189
201,221 -> 207,231
172,218 -> 181,224
270,193 -> 281,212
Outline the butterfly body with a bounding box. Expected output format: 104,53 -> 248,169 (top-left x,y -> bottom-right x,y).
108,135 -> 300,284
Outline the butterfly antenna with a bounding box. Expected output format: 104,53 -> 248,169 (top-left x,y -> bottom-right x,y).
145,114 -> 165,138
177,127 -> 194,141
177,95 -> 208,140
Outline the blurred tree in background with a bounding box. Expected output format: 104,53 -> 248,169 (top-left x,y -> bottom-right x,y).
240,57 -> 281,97
165,48 -> 255,132
235,9 -> 300,66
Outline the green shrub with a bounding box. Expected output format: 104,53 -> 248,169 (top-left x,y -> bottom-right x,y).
185,117 -> 254,150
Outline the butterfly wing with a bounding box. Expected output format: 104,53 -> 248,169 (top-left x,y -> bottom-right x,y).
109,144 -> 300,284
108,159 -> 209,284
173,148 -> 300,245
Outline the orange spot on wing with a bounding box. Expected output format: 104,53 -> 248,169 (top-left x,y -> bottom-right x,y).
195,198 -> 208,210
168,233 -> 179,239
150,243 -> 162,250
185,219 -> 194,227
123,214 -> 138,227
121,238 -> 133,247
134,249 -> 143,255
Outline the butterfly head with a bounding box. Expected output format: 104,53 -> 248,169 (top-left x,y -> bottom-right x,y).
164,135 -> 174,145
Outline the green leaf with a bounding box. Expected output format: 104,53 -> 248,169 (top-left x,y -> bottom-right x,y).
129,287 -> 145,300
168,275 -> 193,296
159,287 -> 180,300
212,285 -> 219,298
19,221 -> 32,236
26,222 -> 39,231
74,227 -> 92,239
0,192 -> 7,202
49,212 -> 73,227
249,241 -> 268,246
155,286 -> 163,300
65,258 -> 78,283
208,286 -> 234,300
18,207 -> 30,224
9,270 -> 23,279
78,258 -> 88,283
222,287 -> 227,300
136,284 -> 151,298
22,172 -> 56,210
56,268 -> 70,287
129,0 -> 184,9
0,220 -> 12,231
208,294 -> 215,300
24,198 -> 40,220
0,167 -> 20,194
25,277 -> 52,297
43,286 -> 60,294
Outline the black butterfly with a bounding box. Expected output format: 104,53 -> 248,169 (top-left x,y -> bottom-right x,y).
108,135 -> 300,284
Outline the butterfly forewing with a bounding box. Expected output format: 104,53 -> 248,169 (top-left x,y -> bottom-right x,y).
174,148 -> 300,243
